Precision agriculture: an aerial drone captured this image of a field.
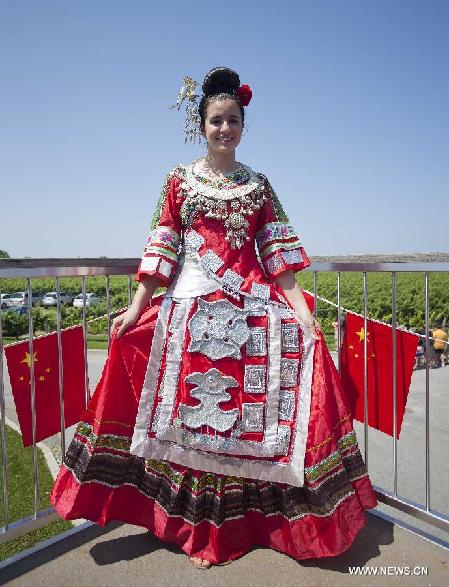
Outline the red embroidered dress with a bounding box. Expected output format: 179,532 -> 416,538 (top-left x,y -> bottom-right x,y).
50,161 -> 377,563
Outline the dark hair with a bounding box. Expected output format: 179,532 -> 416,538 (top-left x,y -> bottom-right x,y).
198,66 -> 244,128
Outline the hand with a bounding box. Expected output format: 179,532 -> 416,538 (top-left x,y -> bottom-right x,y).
297,314 -> 321,340
111,306 -> 141,339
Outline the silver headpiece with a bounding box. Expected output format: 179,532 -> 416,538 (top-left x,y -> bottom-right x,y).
170,76 -> 202,144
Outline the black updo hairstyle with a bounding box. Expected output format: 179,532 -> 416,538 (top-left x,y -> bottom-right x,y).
198,66 -> 245,128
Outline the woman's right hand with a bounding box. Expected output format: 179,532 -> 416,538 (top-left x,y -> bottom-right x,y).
111,306 -> 141,339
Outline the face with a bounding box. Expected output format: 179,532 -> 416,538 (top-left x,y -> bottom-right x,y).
201,98 -> 243,154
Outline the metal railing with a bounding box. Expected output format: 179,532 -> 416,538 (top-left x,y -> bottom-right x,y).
0,258 -> 448,547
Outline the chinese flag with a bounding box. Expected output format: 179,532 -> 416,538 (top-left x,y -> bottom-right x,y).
340,312 -> 418,438
5,327 -> 87,446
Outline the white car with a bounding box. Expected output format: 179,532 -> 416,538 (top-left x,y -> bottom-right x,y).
42,291 -> 74,308
73,293 -> 101,308
1,293 -> 14,309
9,291 -> 43,307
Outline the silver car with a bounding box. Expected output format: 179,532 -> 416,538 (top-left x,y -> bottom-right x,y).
73,293 -> 101,308
9,291 -> 43,307
42,291 -> 74,307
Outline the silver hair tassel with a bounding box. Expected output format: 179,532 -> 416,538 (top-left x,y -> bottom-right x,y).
170,76 -> 202,144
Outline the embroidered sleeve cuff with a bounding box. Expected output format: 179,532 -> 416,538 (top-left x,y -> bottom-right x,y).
262,247 -> 311,279
136,226 -> 180,285
256,222 -> 310,278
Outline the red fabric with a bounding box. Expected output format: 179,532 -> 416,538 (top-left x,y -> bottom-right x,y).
50,300 -> 377,562
51,472 -> 374,563
5,327 -> 86,446
340,312 -> 418,438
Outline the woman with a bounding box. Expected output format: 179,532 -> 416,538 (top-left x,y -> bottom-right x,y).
50,67 -> 377,569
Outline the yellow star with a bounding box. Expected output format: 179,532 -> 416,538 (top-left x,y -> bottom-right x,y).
354,353 -> 359,358
355,327 -> 370,342
45,367 -> 51,373
38,375 -> 45,382
349,344 -> 354,349
371,353 -> 376,358
19,375 -> 24,381
20,352 -> 38,368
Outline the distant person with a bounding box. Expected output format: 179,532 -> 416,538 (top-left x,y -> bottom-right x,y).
432,322 -> 448,368
332,315 -> 346,349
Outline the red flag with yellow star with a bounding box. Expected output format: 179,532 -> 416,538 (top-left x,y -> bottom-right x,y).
340,312 -> 418,438
4,327 -> 86,446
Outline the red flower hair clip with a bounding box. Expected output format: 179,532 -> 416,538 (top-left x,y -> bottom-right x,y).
236,84 -> 253,106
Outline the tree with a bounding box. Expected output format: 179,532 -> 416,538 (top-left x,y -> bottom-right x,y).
0,250 -> 10,258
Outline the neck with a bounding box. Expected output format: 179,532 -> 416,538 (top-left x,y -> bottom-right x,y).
203,150 -> 237,174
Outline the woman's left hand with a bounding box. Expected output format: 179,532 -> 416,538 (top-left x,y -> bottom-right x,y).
298,315 -> 321,340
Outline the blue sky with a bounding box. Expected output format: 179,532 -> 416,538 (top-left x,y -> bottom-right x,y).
1,0 -> 448,258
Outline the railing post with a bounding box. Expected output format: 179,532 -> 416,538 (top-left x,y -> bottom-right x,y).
392,271 -> 398,497
0,286 -> 9,530
424,271 -> 430,511
56,277 -> 66,460
363,271 -> 369,469
27,278 -> 39,516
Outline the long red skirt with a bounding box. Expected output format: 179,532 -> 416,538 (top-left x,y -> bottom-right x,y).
50,300 -> 377,563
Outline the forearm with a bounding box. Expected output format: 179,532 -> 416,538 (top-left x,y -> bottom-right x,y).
130,276 -> 161,314
275,270 -> 314,325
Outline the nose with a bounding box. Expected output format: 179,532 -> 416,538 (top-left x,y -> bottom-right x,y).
220,121 -> 230,132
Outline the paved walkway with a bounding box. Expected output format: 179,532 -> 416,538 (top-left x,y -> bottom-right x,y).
1,513 -> 449,587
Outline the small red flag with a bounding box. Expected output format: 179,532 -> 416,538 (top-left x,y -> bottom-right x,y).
340,312 -> 418,438
5,327 -> 87,446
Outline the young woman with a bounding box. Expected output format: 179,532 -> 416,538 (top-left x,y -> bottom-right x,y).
50,67 -> 377,569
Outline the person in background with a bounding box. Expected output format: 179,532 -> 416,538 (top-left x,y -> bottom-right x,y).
432,321 -> 448,368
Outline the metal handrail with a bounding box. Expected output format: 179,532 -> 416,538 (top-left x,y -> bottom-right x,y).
1,258 -> 449,546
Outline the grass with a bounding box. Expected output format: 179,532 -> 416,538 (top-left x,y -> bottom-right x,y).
0,425 -> 73,562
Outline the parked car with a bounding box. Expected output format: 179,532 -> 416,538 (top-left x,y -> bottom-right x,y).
1,293 -> 14,309
42,291 -> 74,308
8,291 -> 43,307
73,293 -> 101,308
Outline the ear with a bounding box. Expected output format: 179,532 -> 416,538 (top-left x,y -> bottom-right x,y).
200,124 -> 205,137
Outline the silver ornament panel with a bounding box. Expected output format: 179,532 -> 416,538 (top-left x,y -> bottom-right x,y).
281,323 -> 300,353
185,229 -> 205,253
178,368 -> 239,432
275,424 -> 291,456
246,327 -> 267,356
199,249 -> 224,274
251,282 -> 270,301
279,306 -> 295,319
278,389 -> 295,421
187,297 -> 251,360
243,295 -> 267,317
280,358 -> 299,387
265,253 -> 284,274
158,258 -> 173,278
221,269 -> 244,292
282,249 -> 303,264
151,403 -> 162,433
241,403 -> 264,432
244,364 -> 266,394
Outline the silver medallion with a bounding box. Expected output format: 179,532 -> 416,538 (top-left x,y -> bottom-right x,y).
187,297 -> 251,360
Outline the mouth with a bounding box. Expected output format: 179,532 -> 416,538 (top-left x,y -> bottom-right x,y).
217,136 -> 234,144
